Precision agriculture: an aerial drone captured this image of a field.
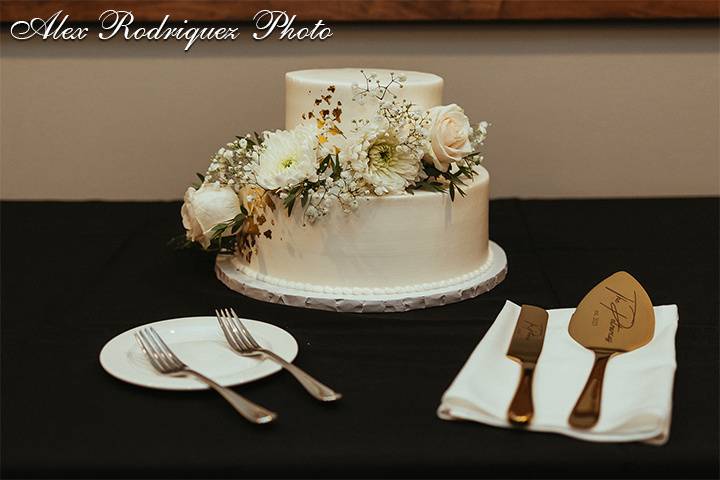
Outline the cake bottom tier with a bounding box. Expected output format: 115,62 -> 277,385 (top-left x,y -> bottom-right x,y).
236,166 -> 492,293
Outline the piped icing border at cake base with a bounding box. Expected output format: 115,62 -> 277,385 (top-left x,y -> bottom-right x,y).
233,247 -> 494,296
215,241 -> 507,313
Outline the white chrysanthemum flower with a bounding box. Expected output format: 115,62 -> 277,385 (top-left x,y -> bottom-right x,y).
254,125 -> 319,190
340,119 -> 422,196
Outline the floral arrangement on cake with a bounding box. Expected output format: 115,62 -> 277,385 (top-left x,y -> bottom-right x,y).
173,71 -> 489,257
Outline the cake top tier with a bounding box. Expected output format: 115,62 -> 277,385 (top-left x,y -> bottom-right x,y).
286,68 -> 443,87
285,68 -> 444,130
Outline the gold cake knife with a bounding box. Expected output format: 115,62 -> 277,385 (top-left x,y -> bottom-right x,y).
506,304 -> 549,426
567,271 -> 655,429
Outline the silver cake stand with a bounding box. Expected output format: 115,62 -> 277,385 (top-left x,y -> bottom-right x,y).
215,241 -> 507,313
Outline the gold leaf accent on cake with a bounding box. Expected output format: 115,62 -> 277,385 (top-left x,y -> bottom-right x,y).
265,196 -> 276,211
332,107 -> 342,123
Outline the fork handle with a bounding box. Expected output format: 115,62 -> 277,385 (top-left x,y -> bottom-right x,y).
260,350 -> 342,402
182,369 -> 277,424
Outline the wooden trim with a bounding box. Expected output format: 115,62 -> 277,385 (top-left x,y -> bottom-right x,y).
1,0 -> 718,23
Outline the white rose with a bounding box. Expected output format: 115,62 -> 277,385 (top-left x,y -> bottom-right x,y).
181,183 -> 242,248
424,104 -> 473,172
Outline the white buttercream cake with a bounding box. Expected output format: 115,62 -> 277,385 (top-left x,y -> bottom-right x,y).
228,68 -> 493,295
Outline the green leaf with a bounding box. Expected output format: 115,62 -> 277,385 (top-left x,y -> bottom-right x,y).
205,234 -> 238,254
286,197 -> 296,216
449,182 -> 456,201
318,153 -> 332,173
462,150 -> 483,159
196,172 -> 205,183
454,176 -> 468,187
331,154 -> 342,179
411,180 -> 447,194
283,185 -> 302,216
230,213 -> 246,234
209,221 -> 230,239
422,164 -> 443,178
167,234 -> 193,250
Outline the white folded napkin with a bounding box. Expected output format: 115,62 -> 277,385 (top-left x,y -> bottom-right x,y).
438,301 -> 678,445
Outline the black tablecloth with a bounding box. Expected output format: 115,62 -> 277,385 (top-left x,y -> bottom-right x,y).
2,198 -> 718,478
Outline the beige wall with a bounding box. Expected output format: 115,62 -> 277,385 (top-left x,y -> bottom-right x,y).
1,22 -> 718,200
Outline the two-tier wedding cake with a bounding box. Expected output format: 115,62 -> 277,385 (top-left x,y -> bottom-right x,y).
178,68 -> 506,312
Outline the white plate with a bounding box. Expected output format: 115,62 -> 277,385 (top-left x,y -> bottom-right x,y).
99,316 -> 298,391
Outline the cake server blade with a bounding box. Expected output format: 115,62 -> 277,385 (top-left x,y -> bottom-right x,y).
506,304 -> 549,426
567,271 -> 655,429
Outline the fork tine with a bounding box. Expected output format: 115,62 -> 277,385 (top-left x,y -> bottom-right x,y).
149,327 -> 184,369
140,328 -> 174,371
138,329 -> 166,369
222,308 -> 253,351
148,327 -> 179,368
216,309 -> 244,351
229,308 -> 261,349
227,309 -> 257,350
135,332 -> 165,372
136,330 -> 169,372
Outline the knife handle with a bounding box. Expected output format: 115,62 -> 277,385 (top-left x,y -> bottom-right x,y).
507,363 -> 536,426
568,351 -> 613,429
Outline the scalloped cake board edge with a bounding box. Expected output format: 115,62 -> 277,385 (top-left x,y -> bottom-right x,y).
215,241 -> 507,313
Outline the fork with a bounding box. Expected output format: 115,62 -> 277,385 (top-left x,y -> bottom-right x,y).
134,326 -> 277,424
216,308 -> 342,402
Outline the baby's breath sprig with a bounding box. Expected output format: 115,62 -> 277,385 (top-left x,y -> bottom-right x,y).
378,98 -> 431,160
202,133 -> 263,191
351,70 -> 407,105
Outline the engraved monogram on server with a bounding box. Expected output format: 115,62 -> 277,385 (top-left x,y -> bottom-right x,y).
594,286 -> 638,343
520,320 -> 544,340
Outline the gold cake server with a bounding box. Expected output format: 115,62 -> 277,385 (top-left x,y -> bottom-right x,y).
568,271 -> 655,429
506,304 -> 549,426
